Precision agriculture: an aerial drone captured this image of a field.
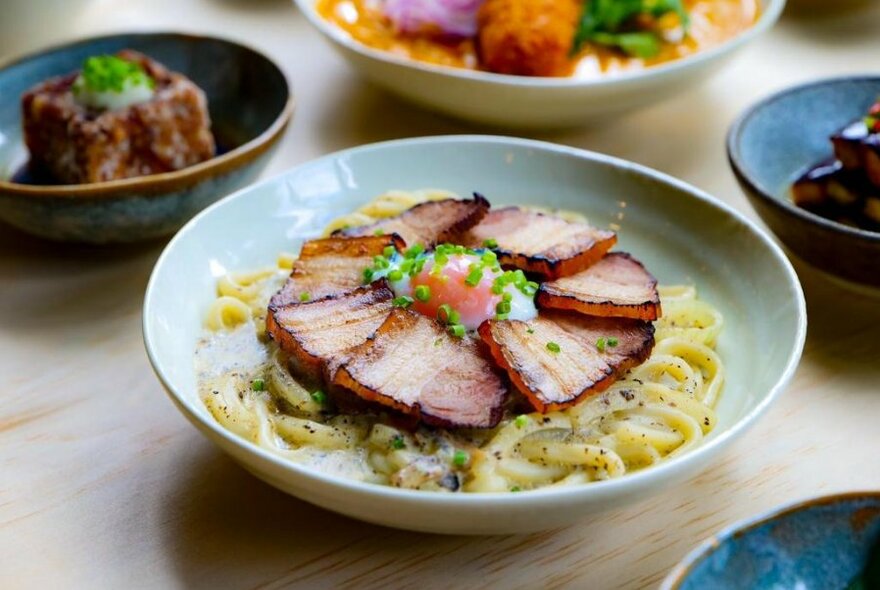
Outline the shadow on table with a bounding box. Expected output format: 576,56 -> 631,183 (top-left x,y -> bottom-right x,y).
791,257 -> 880,386
157,436 -> 759,589
0,221 -> 163,331
780,0 -> 879,44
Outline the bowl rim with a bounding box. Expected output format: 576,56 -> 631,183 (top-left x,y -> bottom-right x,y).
727,74 -> 880,244
661,490 -> 880,589
292,0 -> 785,89
0,31 -> 295,199
143,134 -> 807,507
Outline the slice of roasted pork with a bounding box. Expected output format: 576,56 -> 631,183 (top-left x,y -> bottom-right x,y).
463,207 -> 616,279
333,308 -> 507,428
478,311 -> 654,413
537,253 -> 661,321
267,284 -> 394,383
334,194 -> 489,247
269,234 -> 404,308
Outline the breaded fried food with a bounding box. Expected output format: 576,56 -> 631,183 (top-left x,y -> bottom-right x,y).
477,0 -> 583,77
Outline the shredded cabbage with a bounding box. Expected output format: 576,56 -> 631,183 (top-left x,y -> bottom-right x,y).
383,0 -> 484,37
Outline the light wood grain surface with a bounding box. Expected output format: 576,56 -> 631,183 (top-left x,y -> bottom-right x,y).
2,1 -> 880,588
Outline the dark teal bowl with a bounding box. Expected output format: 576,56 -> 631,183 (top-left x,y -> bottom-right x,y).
0,32 -> 293,243
663,492 -> 880,589
728,77 -> 880,287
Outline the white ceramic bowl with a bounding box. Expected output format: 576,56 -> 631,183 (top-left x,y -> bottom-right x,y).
143,136 -> 806,534
292,0 -> 785,128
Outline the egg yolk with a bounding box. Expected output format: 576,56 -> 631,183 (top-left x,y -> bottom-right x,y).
410,254 -> 502,330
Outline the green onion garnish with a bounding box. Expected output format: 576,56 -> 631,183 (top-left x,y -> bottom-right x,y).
453,449 -> 469,466
404,243 -> 424,259
363,268 -> 374,283
514,415 -> 528,428
547,341 -> 561,353
387,269 -> 404,282
414,285 -> 431,302
448,324 -> 466,338
391,435 -> 405,450
299,292 -> 310,302
502,291 -> 513,303
510,486 -> 522,492
597,337 -> 607,352
73,55 -> 155,94
437,304 -> 460,325
373,255 -> 390,269
495,301 -> 511,315
608,337 -> 619,347
311,389 -> 327,404
526,327 -> 535,334
495,313 -> 510,321
465,265 -> 484,287
383,245 -> 395,258
393,295 -> 414,308
483,238 -> 499,249
373,229 -> 385,236
251,378 -> 265,391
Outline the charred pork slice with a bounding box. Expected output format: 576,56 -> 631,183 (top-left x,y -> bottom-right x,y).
464,207 -> 616,279
269,234 -> 404,308
334,194 -> 489,247
537,253 -> 661,321
333,308 -> 507,428
267,284 -> 394,383
478,311 -> 654,413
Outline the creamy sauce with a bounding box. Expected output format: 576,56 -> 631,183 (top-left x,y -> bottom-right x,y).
317,0 -> 759,77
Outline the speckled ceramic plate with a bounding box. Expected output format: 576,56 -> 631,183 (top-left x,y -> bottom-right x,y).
664,492 -> 880,589
143,136 -> 806,534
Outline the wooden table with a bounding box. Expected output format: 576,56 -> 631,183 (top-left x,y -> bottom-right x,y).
3,2 -> 879,588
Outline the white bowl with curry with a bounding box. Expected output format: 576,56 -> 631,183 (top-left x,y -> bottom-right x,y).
293,0 -> 785,128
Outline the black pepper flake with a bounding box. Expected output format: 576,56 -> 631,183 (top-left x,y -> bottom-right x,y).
620,390 -> 635,401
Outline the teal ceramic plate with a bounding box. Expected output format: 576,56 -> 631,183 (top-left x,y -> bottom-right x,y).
143,136 -> 806,534
664,492 -> 880,589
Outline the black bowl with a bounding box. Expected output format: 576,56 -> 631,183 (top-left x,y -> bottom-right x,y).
728,76 -> 880,287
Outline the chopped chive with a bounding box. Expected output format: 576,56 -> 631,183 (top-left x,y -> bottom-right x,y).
596,337 -> 607,352
387,269 -> 404,282
465,266 -> 484,287
496,300 -> 511,315
483,238 -> 499,249
491,283 -> 504,295
448,324 -> 466,338
393,295 -> 414,308
510,486 -> 522,492
453,449 -> 469,466
373,255 -> 390,269
514,415 -> 528,428
526,327 -> 535,334
607,337 -> 619,347
480,250 -> 497,266
495,313 -> 510,321
299,292 -> 310,302
311,389 -> 327,403
373,229 -> 385,236
437,304 -> 459,325
433,337 -> 443,347
502,291 -> 513,303
546,341 -> 561,353
412,258 -> 427,275
362,268 -> 374,283
383,245 -> 395,258
251,378 -> 265,391
404,243 -> 424,259
414,285 -> 431,302
391,435 -> 405,450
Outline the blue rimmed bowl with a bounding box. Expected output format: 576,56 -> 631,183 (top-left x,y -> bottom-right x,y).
663,492 -> 880,589
0,32 -> 294,244
728,76 -> 880,287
